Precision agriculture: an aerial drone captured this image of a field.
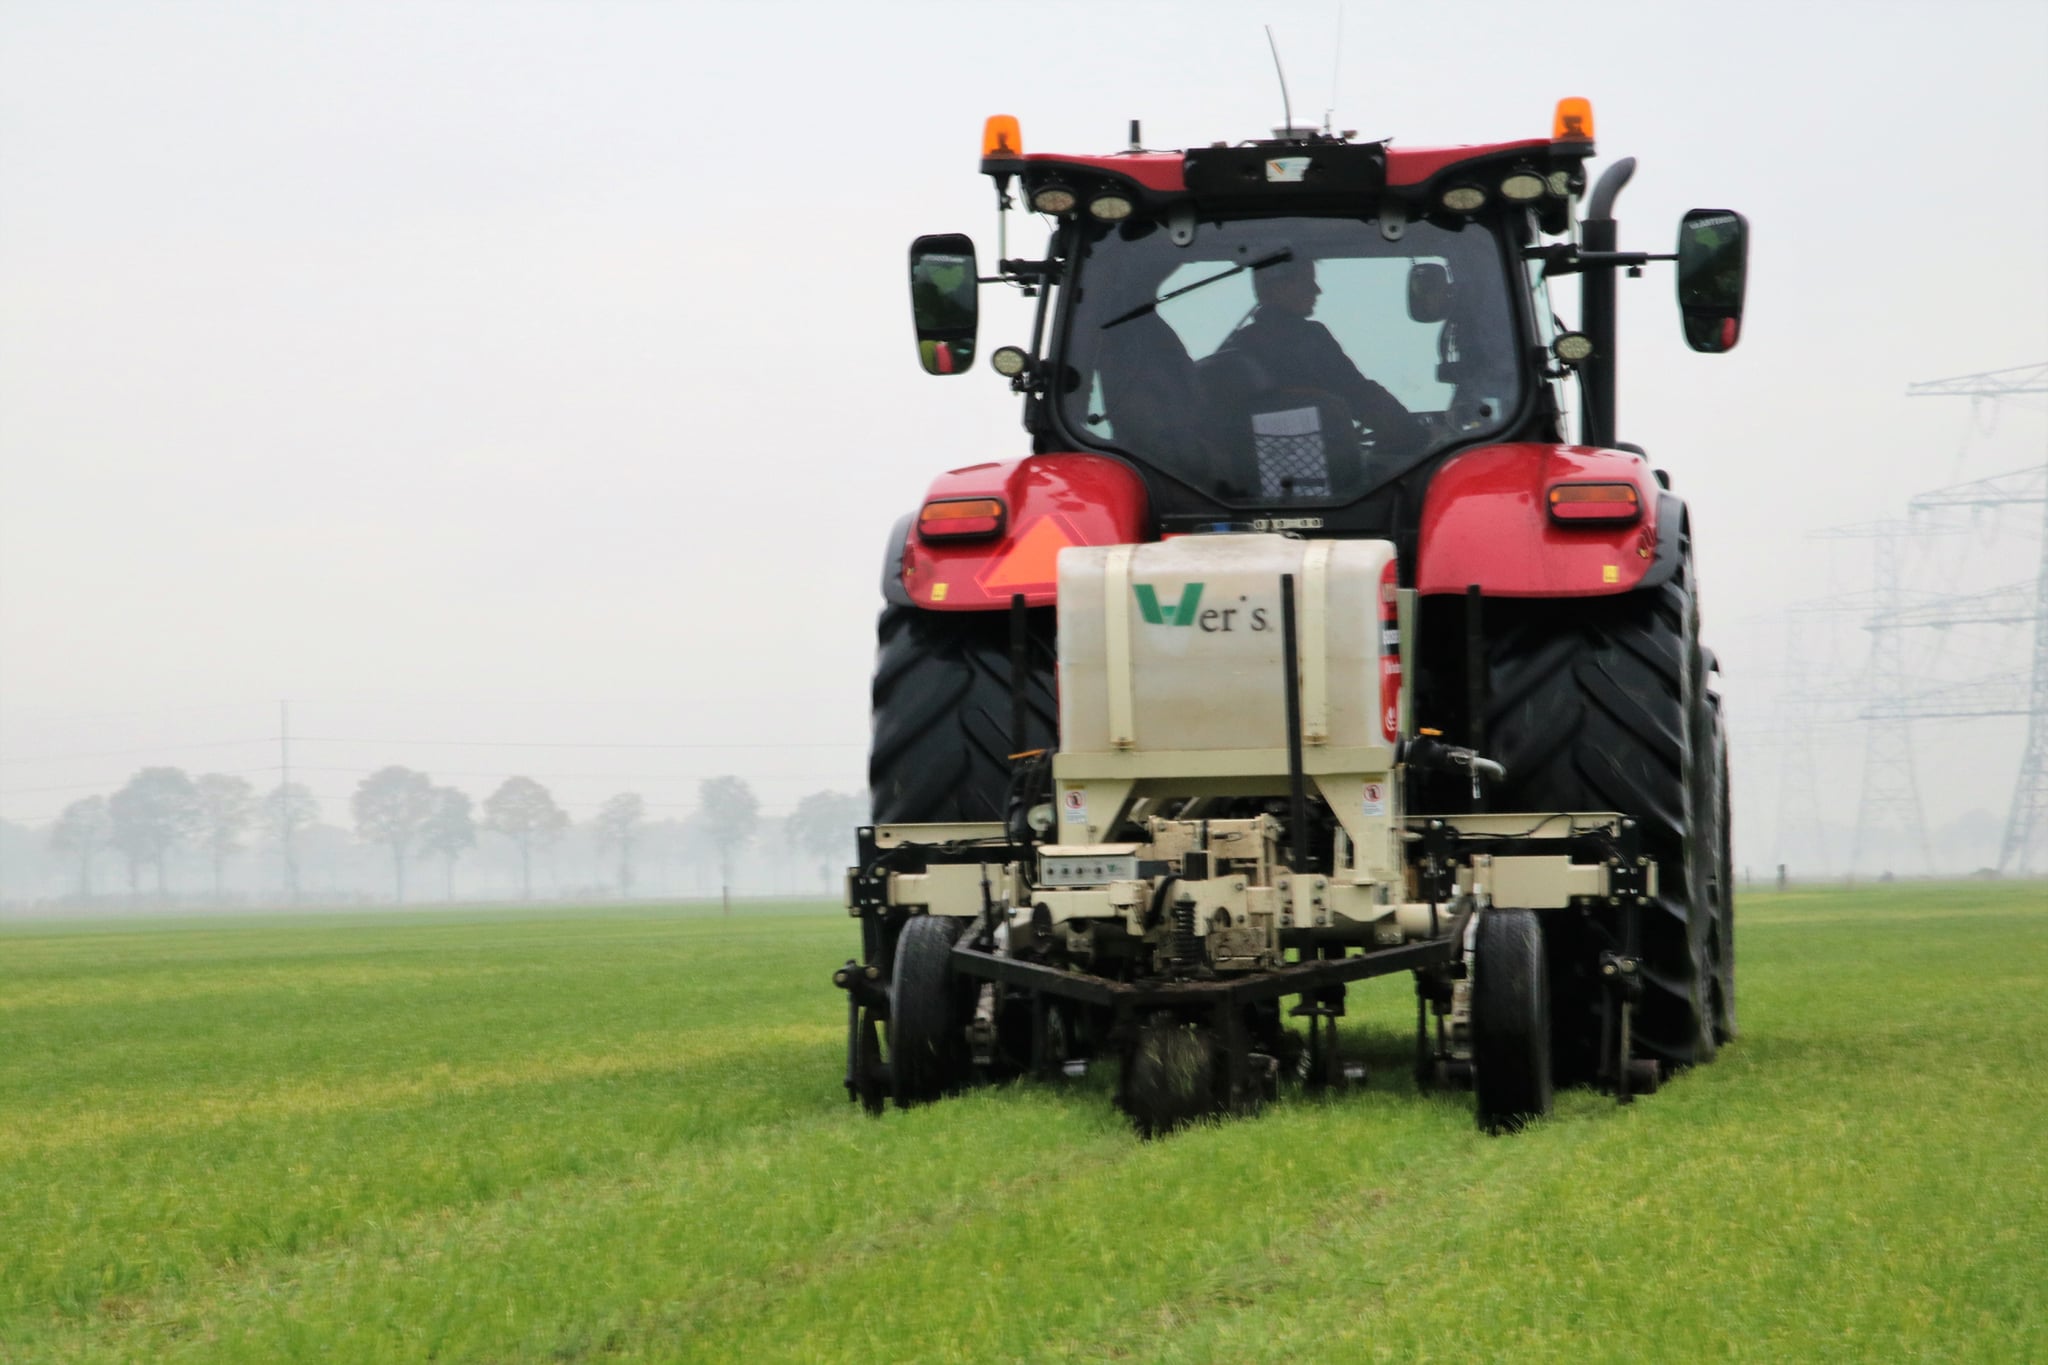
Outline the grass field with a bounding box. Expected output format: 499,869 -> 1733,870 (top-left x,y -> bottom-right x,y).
2,884 -> 2043,1363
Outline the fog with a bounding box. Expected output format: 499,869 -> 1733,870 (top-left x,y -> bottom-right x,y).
3,0 -> 2045,906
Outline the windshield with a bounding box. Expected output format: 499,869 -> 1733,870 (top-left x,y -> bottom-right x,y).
1058,215 -> 1525,508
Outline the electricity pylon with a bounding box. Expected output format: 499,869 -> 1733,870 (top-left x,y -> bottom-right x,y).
1907,364 -> 2048,873
1813,520 -> 1935,876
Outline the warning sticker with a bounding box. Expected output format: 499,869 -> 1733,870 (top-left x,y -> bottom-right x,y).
975,515 -> 1079,592
1362,781 -> 1387,818
1063,789 -> 1088,824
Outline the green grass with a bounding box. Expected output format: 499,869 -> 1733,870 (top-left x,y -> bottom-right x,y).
2,884 -> 2043,1363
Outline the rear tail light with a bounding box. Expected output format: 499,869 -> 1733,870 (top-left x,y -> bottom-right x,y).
1547,482 -> 1641,524
919,497 -> 1006,541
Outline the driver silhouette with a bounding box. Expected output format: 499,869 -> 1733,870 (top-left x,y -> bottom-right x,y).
1216,257 -> 1414,435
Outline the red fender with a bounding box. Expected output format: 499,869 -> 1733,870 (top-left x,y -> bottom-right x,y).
1415,443 -> 1667,598
897,453 -> 1151,611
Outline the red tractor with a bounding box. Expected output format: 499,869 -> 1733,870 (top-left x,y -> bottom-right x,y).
842,102 -> 1748,1132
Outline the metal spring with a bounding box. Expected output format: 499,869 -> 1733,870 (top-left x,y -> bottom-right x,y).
1170,895 -> 1200,966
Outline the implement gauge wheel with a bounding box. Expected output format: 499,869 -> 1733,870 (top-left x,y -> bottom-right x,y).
889,914 -> 972,1108
1472,908 -> 1553,1133
869,602 -> 1057,824
1484,576 -> 1719,1079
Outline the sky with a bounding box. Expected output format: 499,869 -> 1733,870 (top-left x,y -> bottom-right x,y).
2,0 -> 2045,872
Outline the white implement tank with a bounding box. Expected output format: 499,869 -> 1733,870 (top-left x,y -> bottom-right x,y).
1052,533 -> 1406,890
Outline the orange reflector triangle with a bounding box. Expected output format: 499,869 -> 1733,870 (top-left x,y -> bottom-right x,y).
976,516 -> 1076,590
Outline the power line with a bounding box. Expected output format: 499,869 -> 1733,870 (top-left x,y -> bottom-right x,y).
283,765 -> 858,782
2,803 -> 825,827
0,768 -> 278,798
3,766 -> 860,795
0,700 -> 280,725
1,736 -> 864,765
0,738 -> 274,764
289,736 -> 863,750
4,772 -> 858,814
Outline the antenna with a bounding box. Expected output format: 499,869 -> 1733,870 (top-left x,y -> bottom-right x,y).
1265,26 -> 1295,136
1325,0 -> 1344,135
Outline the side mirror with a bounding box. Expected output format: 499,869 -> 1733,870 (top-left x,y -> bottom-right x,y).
909,233 -> 979,375
1676,209 -> 1748,353
1407,262 -> 1452,323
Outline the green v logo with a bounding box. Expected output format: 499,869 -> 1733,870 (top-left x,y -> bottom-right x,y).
1134,582 -> 1204,626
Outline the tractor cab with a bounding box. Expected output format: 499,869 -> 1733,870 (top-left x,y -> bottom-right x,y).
908,104 -> 1747,543
1051,208 -> 1530,522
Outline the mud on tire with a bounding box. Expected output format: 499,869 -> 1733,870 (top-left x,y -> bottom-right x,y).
1483,578 -> 1717,1078
869,603 -> 1058,824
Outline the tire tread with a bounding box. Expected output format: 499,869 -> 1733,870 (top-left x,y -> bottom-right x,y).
870,604 -> 1057,824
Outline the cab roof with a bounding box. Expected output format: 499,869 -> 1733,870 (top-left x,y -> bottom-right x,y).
982,135 -> 1591,230
990,138 -> 1566,192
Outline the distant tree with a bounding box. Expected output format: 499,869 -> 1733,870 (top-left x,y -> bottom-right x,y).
591,792 -> 647,897
639,816 -> 704,896
698,775 -> 759,913
417,786 -> 477,901
786,790 -> 865,888
351,766 -> 437,903
108,767 -> 201,898
295,822 -> 364,899
0,819 -> 44,903
49,795 -> 114,898
676,812 -> 718,893
192,773 -> 257,902
261,782 -> 321,902
482,776 -> 569,900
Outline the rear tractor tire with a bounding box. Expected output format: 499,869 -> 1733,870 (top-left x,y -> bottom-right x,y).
869,603 -> 1057,824
1472,908 -> 1553,1133
1484,578 -> 1719,1080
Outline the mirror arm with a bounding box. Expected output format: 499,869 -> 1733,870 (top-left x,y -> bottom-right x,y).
997,258 -> 1060,281
982,257 -> 1060,297
1580,250 -> 1677,266
1524,245 -> 1676,278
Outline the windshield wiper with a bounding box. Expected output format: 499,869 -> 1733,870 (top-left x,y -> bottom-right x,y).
1102,248 -> 1294,329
